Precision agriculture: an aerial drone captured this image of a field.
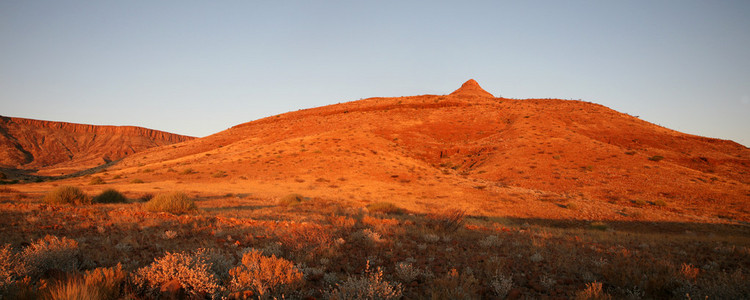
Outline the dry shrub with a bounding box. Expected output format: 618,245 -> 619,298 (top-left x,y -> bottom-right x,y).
92,189 -> 128,204
143,192 -> 197,214
427,209 -> 466,232
0,244 -> 18,289
575,281 -> 611,300
229,249 -> 303,298
44,264 -> 126,300
43,186 -> 90,205
134,248 -> 221,297
429,268 -> 479,299
366,202 -> 403,214
88,176 -> 105,185
278,193 -> 305,206
21,235 -> 79,279
328,261 -> 402,300
679,263 -> 700,282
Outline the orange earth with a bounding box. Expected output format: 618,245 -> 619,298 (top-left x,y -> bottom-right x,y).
5,79 -> 749,224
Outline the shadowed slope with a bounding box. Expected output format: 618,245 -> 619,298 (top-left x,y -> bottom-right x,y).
0,116 -> 194,176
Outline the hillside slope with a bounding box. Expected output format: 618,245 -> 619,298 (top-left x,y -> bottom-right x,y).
0,116 -> 194,176
84,80 -> 750,222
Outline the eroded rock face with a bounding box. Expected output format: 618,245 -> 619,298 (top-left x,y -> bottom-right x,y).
0,116 -> 194,175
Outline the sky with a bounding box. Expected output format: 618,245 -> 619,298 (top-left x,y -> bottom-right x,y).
1,1 -> 749,146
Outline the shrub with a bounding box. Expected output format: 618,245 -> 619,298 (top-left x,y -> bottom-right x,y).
21,235 -> 79,279
430,268 -> 479,299
92,189 -> 128,204
180,168 -> 195,175
366,202 -> 403,214
0,244 -> 18,289
328,261 -> 402,300
653,200 -> 667,207
648,155 -> 664,162
229,249 -> 303,298
134,249 -> 221,297
278,193 -> 305,206
427,209 -> 466,232
111,174 -> 122,180
129,179 -> 144,184
45,264 -> 126,300
211,171 -> 227,178
575,281 -> 611,300
43,186 -> 90,205
589,222 -> 609,231
88,176 -> 105,185
144,192 -> 197,214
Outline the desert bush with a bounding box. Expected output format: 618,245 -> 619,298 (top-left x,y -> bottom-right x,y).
111,174 -> 122,179
648,155 -> 664,162
366,202 -> 403,214
394,261 -> 429,283
21,235 -> 79,279
180,168 -> 195,175
430,268 -> 479,299
278,193 -> 305,206
45,264 -> 126,300
144,192 -> 197,214
575,281 -> 611,300
43,186 -> 90,205
589,222 -> 609,231
129,178 -> 144,184
0,244 -> 18,290
88,176 -> 105,185
212,171 -> 227,178
229,249 -> 303,298
92,189 -> 128,204
134,249 -> 221,297
491,272 -> 513,298
328,261 -> 402,300
427,209 -> 466,232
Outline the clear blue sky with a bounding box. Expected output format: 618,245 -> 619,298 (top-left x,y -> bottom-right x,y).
1,1 -> 748,146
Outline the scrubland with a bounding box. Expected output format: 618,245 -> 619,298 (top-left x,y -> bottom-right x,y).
1,186 -> 748,299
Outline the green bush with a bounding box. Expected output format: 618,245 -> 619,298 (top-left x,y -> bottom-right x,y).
43,186 -> 90,205
278,194 -> 305,206
144,192 -> 197,214
366,202 -> 403,214
92,189 -> 128,204
88,177 -> 105,185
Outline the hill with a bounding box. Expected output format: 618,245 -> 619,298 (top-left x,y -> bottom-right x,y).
0,116 -> 194,177
94,79 -> 750,223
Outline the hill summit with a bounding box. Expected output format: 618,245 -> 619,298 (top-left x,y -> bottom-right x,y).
449,79 -> 494,98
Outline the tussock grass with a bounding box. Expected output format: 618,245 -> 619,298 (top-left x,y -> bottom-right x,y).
92,189 -> 128,204
278,193 -> 305,206
143,192 -> 197,214
366,202 -> 404,214
43,186 -> 90,205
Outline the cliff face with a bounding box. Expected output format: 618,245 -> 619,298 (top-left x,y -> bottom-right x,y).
0,116 -> 194,175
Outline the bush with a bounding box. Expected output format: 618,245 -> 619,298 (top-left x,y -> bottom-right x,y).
648,155 -> 664,162
21,235 -> 79,279
144,192 -> 197,214
43,186 -> 90,205
111,174 -> 122,180
0,244 -> 18,290
229,249 -> 303,298
212,171 -> 227,178
427,209 -> 466,232
328,261 -> 402,300
180,168 -> 195,175
129,179 -> 144,184
92,189 -> 128,204
44,264 -> 126,300
366,202 -> 403,214
278,194 -> 305,206
134,249 -> 221,297
88,176 -> 105,185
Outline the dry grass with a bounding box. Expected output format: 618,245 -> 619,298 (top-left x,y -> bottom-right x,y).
143,192 -> 197,214
43,186 -> 89,205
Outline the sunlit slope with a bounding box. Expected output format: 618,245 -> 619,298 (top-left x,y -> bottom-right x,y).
109,80 -> 750,221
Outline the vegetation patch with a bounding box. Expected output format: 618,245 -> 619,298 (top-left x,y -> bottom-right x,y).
43,186 -> 90,205
278,193 -> 306,206
144,192 -> 197,214
92,189 -> 128,204
129,179 -> 144,184
366,202 -> 404,214
648,155 -> 665,162
88,176 -> 105,185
